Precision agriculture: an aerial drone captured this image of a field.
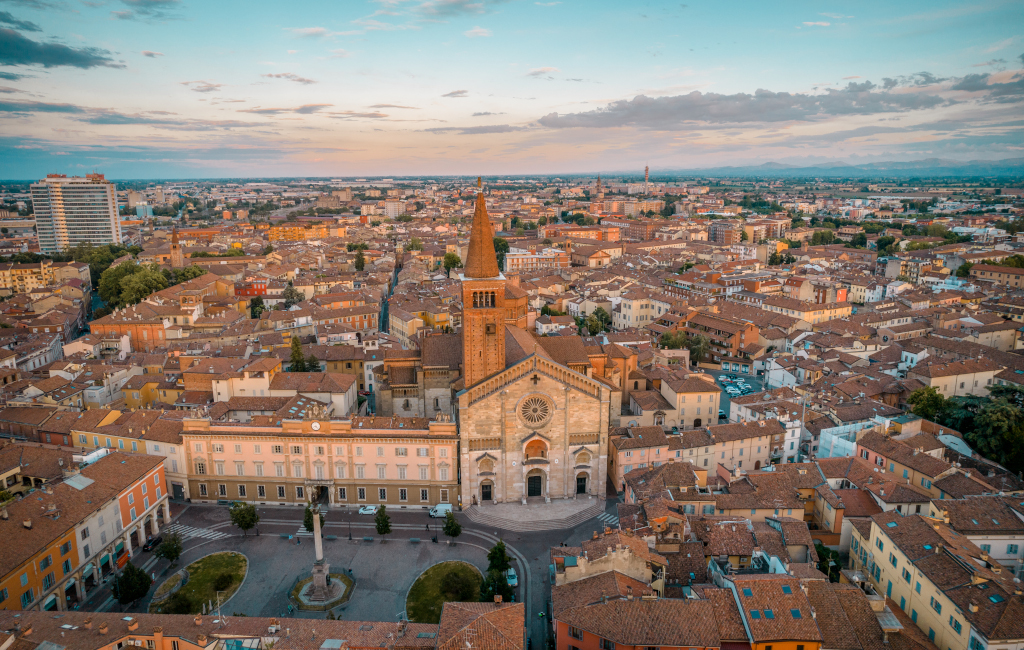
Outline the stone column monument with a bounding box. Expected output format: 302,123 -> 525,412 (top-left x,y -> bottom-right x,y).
306,505 -> 339,602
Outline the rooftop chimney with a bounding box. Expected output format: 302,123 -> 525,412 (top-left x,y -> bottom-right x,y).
127,619 -> 138,632
197,635 -> 208,647
969,602 -> 979,613
494,595 -> 502,603
83,619 -> 92,630
194,616 -> 202,626
99,623 -> 108,635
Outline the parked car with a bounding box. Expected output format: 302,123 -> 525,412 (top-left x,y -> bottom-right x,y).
719,410 -> 727,419
358,505 -> 379,515
142,536 -> 163,552
506,567 -> 518,588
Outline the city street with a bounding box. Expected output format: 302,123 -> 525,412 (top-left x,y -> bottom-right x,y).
78,499 -> 621,649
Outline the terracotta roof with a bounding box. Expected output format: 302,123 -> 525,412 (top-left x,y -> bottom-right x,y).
436,602 -> 524,650
463,193 -> 501,279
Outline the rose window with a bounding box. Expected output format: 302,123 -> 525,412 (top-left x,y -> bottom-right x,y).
519,396 -> 552,426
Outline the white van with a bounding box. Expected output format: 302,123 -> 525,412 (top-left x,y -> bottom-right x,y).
429,503 -> 453,518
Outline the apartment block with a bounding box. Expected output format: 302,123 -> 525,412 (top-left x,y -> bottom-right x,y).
31,174 -> 122,254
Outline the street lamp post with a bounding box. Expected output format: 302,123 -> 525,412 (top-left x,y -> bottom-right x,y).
348,507 -> 352,541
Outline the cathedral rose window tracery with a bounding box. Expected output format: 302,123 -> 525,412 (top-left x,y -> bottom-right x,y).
519,395 -> 553,427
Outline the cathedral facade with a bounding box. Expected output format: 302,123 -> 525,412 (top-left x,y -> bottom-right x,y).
456,188 -> 610,505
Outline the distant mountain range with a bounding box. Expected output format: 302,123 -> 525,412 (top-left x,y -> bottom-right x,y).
669,158 -> 1024,178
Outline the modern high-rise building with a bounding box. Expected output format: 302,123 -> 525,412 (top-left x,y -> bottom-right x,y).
31,174 -> 122,253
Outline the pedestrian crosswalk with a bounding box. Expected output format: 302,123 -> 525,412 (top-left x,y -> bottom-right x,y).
595,512 -> 619,526
163,524 -> 230,541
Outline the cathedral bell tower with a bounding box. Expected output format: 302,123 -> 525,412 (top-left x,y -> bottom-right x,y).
461,178 -> 506,388
170,227 -> 184,269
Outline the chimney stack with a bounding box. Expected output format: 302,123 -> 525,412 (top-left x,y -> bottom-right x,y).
127,619 -> 139,632
194,616 -> 202,626
197,635 -> 208,647
494,595 -> 502,604
83,619 -> 93,630
99,623 -> 109,635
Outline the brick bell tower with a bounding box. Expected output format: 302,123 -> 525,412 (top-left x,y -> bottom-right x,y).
461,178 -> 506,388
170,226 -> 184,269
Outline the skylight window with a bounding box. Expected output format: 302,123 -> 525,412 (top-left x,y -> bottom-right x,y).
782,585 -> 793,594
990,595 -> 1005,603
764,610 -> 775,619
923,544 -> 932,550
750,610 -> 761,620
743,588 -> 753,597
791,609 -> 802,619
887,522 -> 898,528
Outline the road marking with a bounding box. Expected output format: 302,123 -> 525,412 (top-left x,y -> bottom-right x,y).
595,513 -> 619,525
163,524 -> 230,541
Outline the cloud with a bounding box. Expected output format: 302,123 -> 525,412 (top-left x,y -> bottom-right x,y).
350,17 -> 417,31
526,66 -> 558,77
327,110 -> 389,119
0,71 -> 28,80
141,50 -> 163,58
369,104 -> 418,109
802,21 -> 830,26
111,0 -> 181,20
77,110 -> 266,130
984,36 -> 1019,54
180,80 -> 223,93
537,81 -> 952,129
949,73 -> 1024,100
239,103 -> 333,115
287,27 -> 338,38
0,85 -> 21,93
535,1 -> 560,5
261,72 -> 317,85
464,25 -> 490,37
842,75 -> 861,79
0,99 -> 85,113
442,89 -> 468,97
416,0 -> 486,17
472,111 -> 505,116
971,59 -> 1006,68
0,11 -> 41,31
423,124 -> 525,134
329,48 -> 350,58
0,28 -> 125,68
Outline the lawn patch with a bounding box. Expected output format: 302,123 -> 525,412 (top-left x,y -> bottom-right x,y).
150,552 -> 247,614
406,561 -> 482,624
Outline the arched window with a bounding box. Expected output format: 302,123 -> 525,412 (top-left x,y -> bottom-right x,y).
633,381 -> 639,390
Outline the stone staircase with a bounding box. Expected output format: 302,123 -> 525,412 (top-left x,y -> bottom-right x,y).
464,500 -> 607,532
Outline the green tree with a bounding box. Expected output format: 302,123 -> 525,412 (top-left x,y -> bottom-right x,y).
154,533 -> 183,566
354,250 -> 366,272
768,251 -> 782,266
282,282 -> 304,308
440,570 -> 478,601
493,237 -> 510,270
907,386 -> 949,421
442,510 -> 462,545
443,253 -> 463,277
480,569 -> 514,603
966,398 -> 1024,474
163,265 -> 206,286
407,237 -> 423,251
591,307 -> 612,331
374,504 -> 392,542
687,334 -> 711,365
111,562 -> 152,606
249,296 -> 266,319
956,262 -> 974,278
289,336 -> 307,372
486,540 -> 512,574
875,236 -> 896,256
118,266 -> 169,306
303,503 -> 325,533
660,331 -> 689,350
98,261 -> 142,307
229,502 -> 260,537
849,233 -> 868,248
306,353 -> 320,371
263,244 -> 274,255
740,230 -> 749,242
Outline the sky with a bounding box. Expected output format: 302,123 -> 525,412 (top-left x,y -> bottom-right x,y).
1,0 -> 1023,179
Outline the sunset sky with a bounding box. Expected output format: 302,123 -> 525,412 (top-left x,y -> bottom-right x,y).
1,0 -> 1023,178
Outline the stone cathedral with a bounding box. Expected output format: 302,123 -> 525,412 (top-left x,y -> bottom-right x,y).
455,185 -> 612,506
375,181 -> 614,506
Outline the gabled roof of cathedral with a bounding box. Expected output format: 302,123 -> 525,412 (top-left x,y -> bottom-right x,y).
463,188 -> 501,279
